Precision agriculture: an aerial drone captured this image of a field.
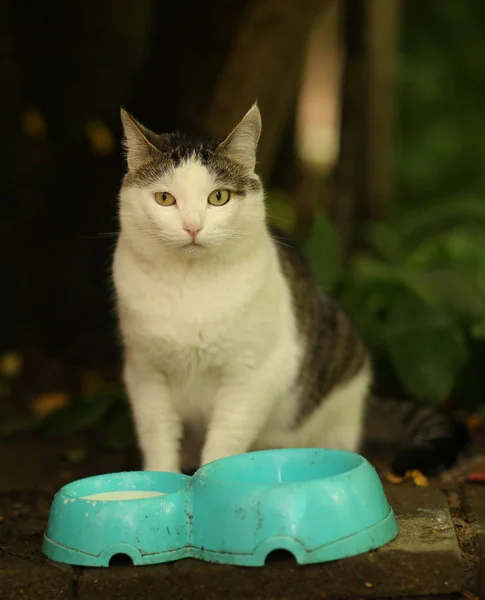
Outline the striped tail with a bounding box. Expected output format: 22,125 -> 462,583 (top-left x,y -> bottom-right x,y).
365,396 -> 470,475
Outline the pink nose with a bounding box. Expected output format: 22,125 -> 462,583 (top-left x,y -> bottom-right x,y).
183,225 -> 202,239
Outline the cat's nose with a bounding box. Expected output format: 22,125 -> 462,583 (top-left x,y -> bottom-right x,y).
183,225 -> 202,240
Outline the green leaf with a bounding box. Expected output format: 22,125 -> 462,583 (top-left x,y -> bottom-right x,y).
40,393 -> 116,436
303,214 -> 339,292
413,268 -> 485,322
397,197 -> 485,251
64,448 -> 88,463
0,416 -> 40,437
347,257 -> 485,322
104,409 -> 135,451
361,221 -> 404,263
265,191 -> 296,234
384,297 -> 468,404
471,318 -> 485,341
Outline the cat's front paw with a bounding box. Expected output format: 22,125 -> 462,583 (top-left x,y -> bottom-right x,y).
201,448 -> 234,466
143,459 -> 181,473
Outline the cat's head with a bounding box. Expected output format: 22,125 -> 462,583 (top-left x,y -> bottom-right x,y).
118,104 -> 265,260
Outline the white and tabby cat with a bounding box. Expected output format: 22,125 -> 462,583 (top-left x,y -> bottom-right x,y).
113,104 -> 467,475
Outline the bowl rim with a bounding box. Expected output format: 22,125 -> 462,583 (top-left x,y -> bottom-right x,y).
55,470 -> 191,502
195,448 -> 369,487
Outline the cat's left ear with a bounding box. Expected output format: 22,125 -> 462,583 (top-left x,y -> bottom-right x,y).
217,103 -> 262,173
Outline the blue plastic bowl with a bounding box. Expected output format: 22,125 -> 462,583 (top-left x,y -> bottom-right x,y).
43,449 -> 398,567
43,471 -> 191,566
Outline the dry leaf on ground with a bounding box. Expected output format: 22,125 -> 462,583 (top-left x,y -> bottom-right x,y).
0,352 -> 23,378
31,392 -> 70,416
384,472 -> 406,484
409,469 -> 429,487
385,469 -> 429,487
467,415 -> 484,431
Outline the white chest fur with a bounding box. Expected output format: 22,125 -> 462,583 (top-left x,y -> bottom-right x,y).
113,236 -> 296,425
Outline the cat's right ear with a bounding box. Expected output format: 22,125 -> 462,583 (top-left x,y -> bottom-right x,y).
120,108 -> 159,170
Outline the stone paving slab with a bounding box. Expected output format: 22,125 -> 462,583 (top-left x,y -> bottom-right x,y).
76,486 -> 463,600
0,434 -> 479,600
0,477 -> 466,600
463,483 -> 485,597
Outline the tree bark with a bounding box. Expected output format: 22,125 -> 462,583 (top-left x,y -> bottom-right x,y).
363,0 -> 401,221
4,0 -> 325,373
331,0 -> 401,262
331,0 -> 366,263
201,0 -> 325,176
135,0 -> 325,178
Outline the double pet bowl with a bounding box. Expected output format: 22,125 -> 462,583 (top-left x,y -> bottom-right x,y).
43,448 -> 398,567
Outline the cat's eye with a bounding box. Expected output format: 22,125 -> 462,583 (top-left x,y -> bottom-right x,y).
208,189 -> 231,206
155,192 -> 176,206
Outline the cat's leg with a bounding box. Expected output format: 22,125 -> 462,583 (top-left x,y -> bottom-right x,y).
124,360 -> 182,472
296,367 -> 371,452
200,373 -> 282,466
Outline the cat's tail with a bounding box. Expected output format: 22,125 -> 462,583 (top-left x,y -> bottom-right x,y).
365,396 -> 470,475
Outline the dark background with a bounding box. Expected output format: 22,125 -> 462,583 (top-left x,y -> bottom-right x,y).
1,0 -> 485,446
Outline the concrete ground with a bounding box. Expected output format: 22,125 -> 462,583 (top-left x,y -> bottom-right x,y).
1,431 -> 484,600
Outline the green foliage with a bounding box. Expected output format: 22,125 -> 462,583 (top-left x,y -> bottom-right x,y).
40,391 -> 118,436
104,407 -> 136,451
0,385 -> 136,452
396,1 -> 485,212
266,192 -> 485,406
303,215 -> 339,292
335,206 -> 485,406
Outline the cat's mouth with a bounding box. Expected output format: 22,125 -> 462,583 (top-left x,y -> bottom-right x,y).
182,241 -> 204,251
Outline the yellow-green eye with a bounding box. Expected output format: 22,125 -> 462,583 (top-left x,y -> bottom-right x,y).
154,192 -> 176,206
208,189 -> 231,206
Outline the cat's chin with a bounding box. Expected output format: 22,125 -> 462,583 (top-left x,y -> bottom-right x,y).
181,242 -> 205,256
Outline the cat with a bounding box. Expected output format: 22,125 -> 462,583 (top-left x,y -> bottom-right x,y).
113,103 -> 468,476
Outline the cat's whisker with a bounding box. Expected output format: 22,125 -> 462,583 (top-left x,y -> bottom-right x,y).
79,232 -> 120,239
267,214 -> 292,224
272,238 -> 294,250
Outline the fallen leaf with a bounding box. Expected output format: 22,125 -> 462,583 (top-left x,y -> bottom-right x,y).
31,392 -> 70,417
385,472 -> 407,484
0,352 -> 23,378
21,107 -> 47,138
410,469 -> 429,487
385,469 -> 428,487
466,459 -> 485,483
467,415 -> 484,431
10,502 -> 30,517
364,582 -> 373,588
467,473 -> 485,483
86,120 -> 115,156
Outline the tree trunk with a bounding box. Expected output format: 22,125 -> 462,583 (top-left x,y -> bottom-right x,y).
201,0 -> 325,176
331,0 -> 401,262
135,0 -> 325,178
4,0 -> 325,375
363,0 -> 401,221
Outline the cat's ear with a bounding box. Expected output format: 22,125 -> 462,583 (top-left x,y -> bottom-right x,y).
217,103 -> 262,172
120,108 -> 160,170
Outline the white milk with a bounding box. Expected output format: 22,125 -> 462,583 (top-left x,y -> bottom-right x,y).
81,491 -> 166,501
